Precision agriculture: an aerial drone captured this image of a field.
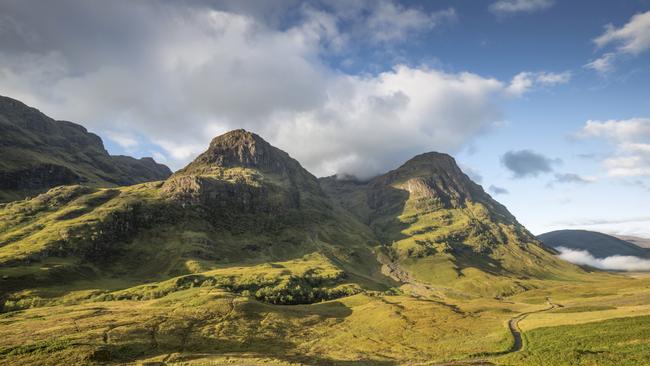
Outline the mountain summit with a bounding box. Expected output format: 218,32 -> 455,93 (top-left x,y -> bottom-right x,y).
178,129 -> 304,175
163,130 -> 322,210
371,152 -> 514,216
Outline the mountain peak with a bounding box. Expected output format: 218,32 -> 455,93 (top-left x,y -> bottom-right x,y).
172,129 -> 322,197
371,151 -> 480,206
399,151 -> 459,172
178,129 -> 291,174
206,129 -> 270,166
164,129 -> 323,208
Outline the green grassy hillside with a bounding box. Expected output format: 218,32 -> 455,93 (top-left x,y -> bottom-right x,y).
0,130 -> 389,313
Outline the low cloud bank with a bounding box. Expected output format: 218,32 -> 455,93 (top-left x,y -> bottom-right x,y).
556,246 -> 650,271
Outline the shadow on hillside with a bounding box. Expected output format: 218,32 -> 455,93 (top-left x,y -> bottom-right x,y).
365,184 -> 410,245
452,245 -> 507,277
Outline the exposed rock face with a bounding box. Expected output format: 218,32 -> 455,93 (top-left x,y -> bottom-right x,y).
373,152 -> 516,220
176,129 -> 319,188
182,129 -> 290,172
322,152 -> 517,226
0,95 -> 172,202
372,152 -> 483,206
161,174 -> 297,213
164,129 -> 320,211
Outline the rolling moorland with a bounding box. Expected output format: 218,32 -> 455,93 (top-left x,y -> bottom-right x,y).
1,101 -> 650,365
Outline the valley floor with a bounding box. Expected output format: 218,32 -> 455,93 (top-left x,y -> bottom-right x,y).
1,270 -> 650,365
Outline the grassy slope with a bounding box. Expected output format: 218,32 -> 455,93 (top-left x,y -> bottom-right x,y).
2,274 -> 650,365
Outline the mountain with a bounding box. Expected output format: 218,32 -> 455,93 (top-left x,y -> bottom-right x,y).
538,230 -> 650,258
321,152 -> 580,296
0,95 -> 171,202
0,129 -> 387,307
0,129 -> 590,365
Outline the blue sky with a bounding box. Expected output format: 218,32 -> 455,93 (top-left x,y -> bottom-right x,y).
1,0 -> 650,236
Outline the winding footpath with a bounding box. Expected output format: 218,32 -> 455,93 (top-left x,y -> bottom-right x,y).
425,298 -> 561,366
506,297 -> 561,353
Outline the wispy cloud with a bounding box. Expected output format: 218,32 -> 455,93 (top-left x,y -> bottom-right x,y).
553,173 -> 595,184
506,71 -> 571,96
362,3 -> 457,43
584,52 -> 617,74
489,0 -> 554,16
105,131 -> 138,149
556,247 -> 650,271
553,216 -> 650,227
586,10 -> 650,74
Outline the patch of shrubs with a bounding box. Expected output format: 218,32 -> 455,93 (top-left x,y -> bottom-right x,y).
97,270 -> 361,305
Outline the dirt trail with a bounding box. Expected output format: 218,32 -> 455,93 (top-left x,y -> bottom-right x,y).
506,297 -> 561,353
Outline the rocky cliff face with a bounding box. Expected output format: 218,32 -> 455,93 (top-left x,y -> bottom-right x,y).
322,152 -> 518,229
163,129 -> 322,212
0,95 -> 172,202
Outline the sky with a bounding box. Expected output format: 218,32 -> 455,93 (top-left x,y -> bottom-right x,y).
1,0 -> 650,237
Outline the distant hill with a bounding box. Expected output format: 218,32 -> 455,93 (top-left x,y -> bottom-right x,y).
0,95 -> 171,202
614,234 -> 650,249
538,230 -> 650,258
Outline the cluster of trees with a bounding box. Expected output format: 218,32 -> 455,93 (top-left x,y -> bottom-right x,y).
86,272 -> 360,305
245,278 -> 360,305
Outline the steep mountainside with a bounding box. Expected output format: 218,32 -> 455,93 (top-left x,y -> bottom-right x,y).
539,230 -> 650,258
321,152 -> 581,296
0,130 -> 387,309
0,95 -> 171,202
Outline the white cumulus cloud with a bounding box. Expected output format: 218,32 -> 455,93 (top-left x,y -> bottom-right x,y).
0,1 -> 569,178
578,118 -> 650,177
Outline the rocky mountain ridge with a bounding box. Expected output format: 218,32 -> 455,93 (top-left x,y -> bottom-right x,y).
0,95 -> 171,202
